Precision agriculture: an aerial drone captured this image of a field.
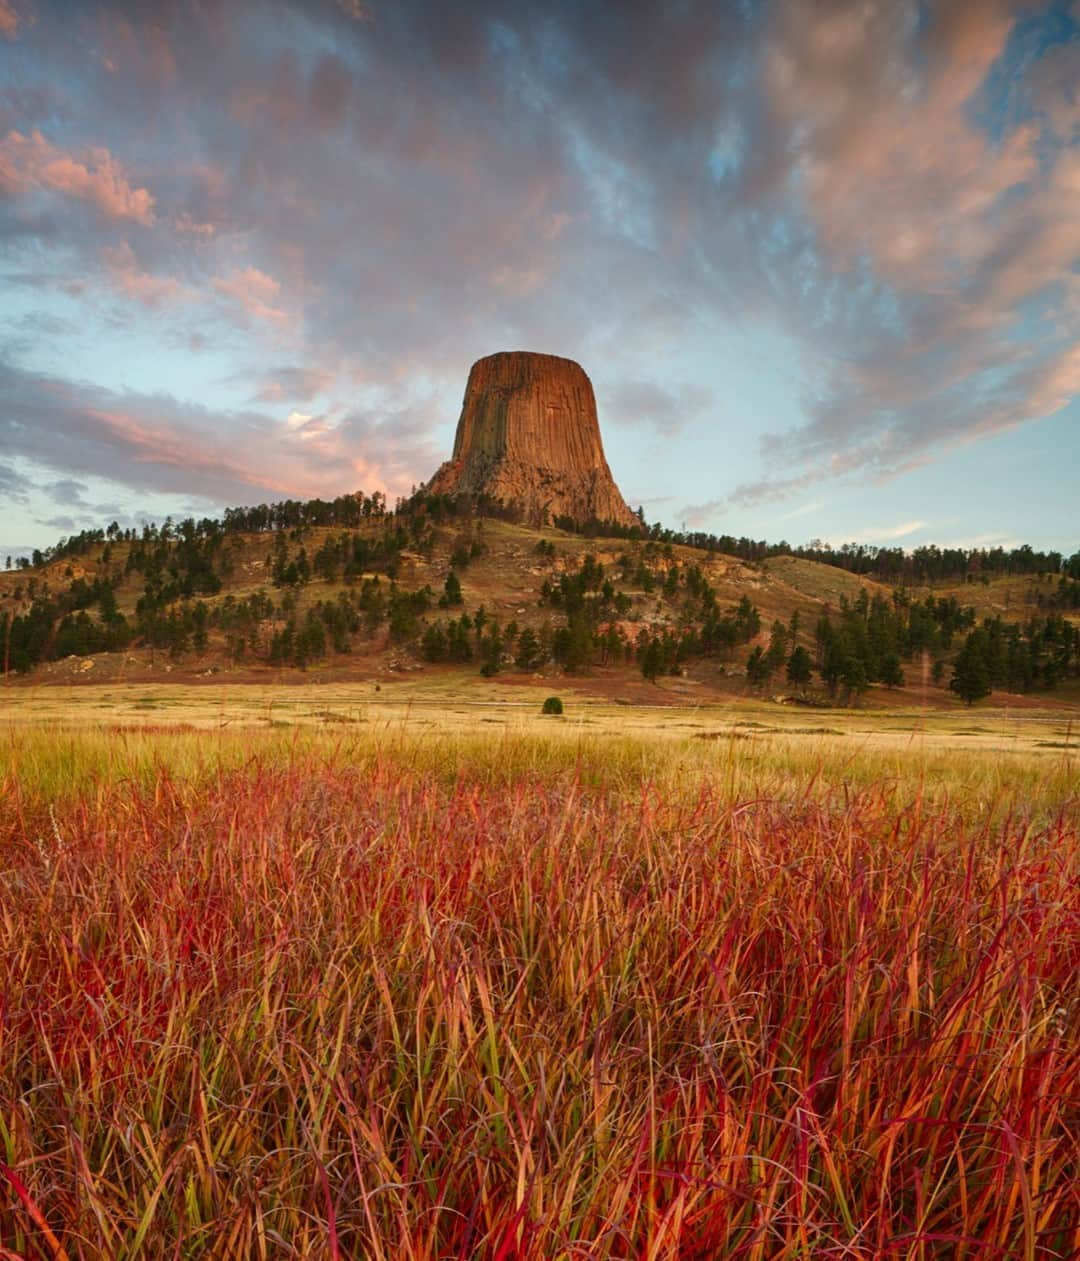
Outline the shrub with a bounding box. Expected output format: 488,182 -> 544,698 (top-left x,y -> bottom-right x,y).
541,695 -> 563,715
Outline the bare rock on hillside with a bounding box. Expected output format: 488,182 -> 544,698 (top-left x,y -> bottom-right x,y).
427,351 -> 638,528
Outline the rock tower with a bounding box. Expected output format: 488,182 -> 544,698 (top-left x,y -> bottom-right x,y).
426,351 -> 637,528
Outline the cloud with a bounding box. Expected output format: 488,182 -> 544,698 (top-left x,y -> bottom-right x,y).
680,499 -> 726,530
284,408 -> 332,440
727,469 -> 823,510
44,478 -> 90,506
0,129 -> 155,223
775,499 -> 823,523
250,366 -> 335,403
488,265 -> 545,298
212,266 -> 288,325
0,0 -> 1077,549
0,356 -> 437,507
842,519 -> 927,545
333,0 -> 371,19
173,211 -> 215,237
604,380 -> 715,437
730,0 -> 1080,497
38,514 -> 79,532
0,460 -> 30,500
101,241 -> 186,307
307,52 -> 352,131
0,1 -> 18,41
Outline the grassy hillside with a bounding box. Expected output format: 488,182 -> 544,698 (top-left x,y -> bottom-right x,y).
0,516 -> 827,677
906,571 -> 1079,624
1,507 -> 1077,709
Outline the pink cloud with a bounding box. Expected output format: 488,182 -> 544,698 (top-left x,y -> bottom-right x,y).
250,366 -> 334,404
100,241 -> 186,308
541,212 -> 572,241
285,409 -> 332,441
765,1 -> 1034,288
212,266 -> 288,325
334,0 -> 371,19
1,359 -> 408,505
0,129 -> 155,223
0,0 -> 19,40
1025,341 -> 1080,421
84,406 -> 291,494
173,211 -> 215,237
488,264 -> 545,297
1028,41 -> 1080,142
741,0 -> 1080,497
94,11 -> 178,90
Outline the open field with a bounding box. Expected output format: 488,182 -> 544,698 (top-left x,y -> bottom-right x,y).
2,679 -> 1078,802
2,695 -> 1078,1257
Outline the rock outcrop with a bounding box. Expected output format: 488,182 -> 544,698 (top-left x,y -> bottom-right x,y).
426,351 -> 637,529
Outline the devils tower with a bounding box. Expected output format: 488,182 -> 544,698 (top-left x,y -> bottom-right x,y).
426,352 -> 637,528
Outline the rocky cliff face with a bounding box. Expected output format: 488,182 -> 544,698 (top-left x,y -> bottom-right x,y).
426,352 -> 637,528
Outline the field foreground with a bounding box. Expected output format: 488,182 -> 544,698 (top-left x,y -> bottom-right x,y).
1,719 -> 1078,1258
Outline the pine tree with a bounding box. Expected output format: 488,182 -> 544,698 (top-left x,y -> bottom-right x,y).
950,632 -> 992,705
746,645 -> 770,688
765,620 -> 788,675
515,627 -> 541,670
786,645 -> 812,692
640,636 -> 664,683
880,652 -> 904,688
841,655 -> 869,702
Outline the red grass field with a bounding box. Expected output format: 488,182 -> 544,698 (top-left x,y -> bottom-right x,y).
2,730 -> 1077,1258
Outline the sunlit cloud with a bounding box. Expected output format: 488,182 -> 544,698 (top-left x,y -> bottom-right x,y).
0,358 -> 433,506
0,0 -> 1075,553
0,1 -> 20,41
775,500 -> 823,523
0,129 -> 155,222
841,520 -> 928,545
212,267 -> 289,326
740,0 -> 1080,493
101,241 -> 186,308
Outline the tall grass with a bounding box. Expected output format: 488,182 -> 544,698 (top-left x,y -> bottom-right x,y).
1,730 -> 1077,1257
5,721 -> 1076,812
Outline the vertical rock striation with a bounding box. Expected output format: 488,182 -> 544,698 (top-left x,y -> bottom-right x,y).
426,352 -> 637,528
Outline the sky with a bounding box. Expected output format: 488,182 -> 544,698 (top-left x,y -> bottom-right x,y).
1,0 -> 1078,558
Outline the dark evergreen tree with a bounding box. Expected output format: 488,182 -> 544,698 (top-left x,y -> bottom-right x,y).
950,632 -> 993,704
880,652 -> 904,688
440,571 -> 463,607
515,626 -> 542,671
746,645 -> 771,688
640,636 -> 664,683
786,645 -> 812,692
841,655 -> 869,703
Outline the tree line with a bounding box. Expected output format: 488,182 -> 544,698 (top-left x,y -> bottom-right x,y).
8,487 -> 1077,589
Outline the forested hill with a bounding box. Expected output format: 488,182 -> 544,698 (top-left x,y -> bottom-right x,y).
7,489 -> 1077,587
1,490 -> 1077,703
